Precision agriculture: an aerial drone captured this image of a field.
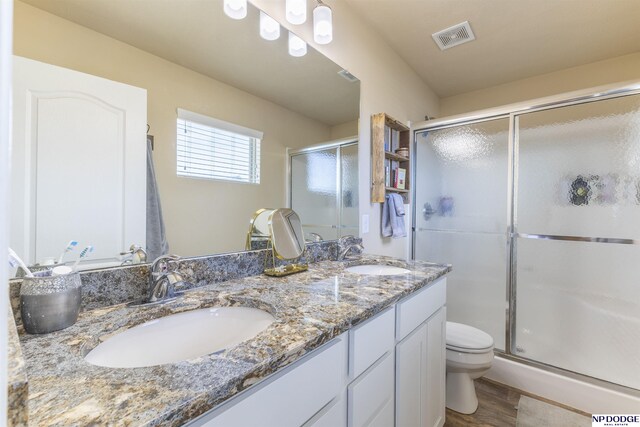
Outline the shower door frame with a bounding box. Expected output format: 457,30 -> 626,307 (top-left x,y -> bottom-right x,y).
411,80 -> 640,394
287,136 -> 359,239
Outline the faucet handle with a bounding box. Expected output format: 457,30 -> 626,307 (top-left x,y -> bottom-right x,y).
338,235 -> 355,246
151,254 -> 180,274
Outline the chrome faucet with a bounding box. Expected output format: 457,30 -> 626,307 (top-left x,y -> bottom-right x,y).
120,244 -> 148,265
147,254 -> 186,303
338,243 -> 364,261
337,236 -> 364,261
305,232 -> 323,243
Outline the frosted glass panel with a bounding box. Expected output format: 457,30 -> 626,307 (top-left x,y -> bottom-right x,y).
416,230 -> 507,350
414,118 -> 509,350
415,119 -> 509,233
517,95 -> 640,238
290,142 -> 358,240
302,226 -> 337,241
291,149 -> 337,227
340,143 -> 359,231
414,92 -> 640,390
515,238 -> 640,389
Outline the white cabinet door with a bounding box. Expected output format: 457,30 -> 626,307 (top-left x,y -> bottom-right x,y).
396,321 -> 428,427
396,306 -> 447,427
425,307 -> 446,427
303,394 -> 347,427
11,56 -> 146,267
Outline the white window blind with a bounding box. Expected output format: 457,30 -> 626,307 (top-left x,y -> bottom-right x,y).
176,109 -> 262,184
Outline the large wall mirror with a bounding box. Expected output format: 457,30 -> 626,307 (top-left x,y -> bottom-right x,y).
11,0 -> 360,269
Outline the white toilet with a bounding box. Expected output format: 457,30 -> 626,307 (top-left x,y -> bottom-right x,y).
445,322 -> 494,414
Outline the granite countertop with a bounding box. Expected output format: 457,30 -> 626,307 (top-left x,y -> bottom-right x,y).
8,312 -> 28,427
15,254 -> 450,426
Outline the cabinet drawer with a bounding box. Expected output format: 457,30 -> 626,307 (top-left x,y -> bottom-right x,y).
348,351 -> 394,427
195,334 -> 348,427
396,278 -> 446,340
349,307 -> 395,379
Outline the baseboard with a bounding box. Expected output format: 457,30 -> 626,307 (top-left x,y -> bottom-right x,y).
485,355 -> 640,414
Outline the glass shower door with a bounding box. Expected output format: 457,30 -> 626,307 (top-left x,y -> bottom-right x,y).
414,118 -> 510,350
514,95 -> 640,389
290,142 -> 358,241
291,148 -> 339,240
340,143 -> 359,236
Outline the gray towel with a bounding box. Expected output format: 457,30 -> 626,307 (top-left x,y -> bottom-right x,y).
381,193 -> 406,238
394,196 -> 405,216
146,138 -> 169,259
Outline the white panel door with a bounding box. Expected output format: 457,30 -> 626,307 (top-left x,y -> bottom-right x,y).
11,56 -> 146,267
396,321 -> 428,427
425,307 -> 446,427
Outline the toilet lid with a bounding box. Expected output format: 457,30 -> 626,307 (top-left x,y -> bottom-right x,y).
446,322 -> 494,351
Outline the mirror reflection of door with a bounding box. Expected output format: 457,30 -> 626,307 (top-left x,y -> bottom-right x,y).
11,56 -> 147,268
289,139 -> 358,241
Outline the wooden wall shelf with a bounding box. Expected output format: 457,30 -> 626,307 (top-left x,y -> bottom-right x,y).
371,113 -> 411,203
385,187 -> 409,194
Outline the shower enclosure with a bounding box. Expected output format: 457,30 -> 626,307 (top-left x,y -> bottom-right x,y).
289,138 -> 358,241
413,83 -> 640,392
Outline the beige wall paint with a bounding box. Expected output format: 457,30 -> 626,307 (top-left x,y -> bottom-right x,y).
440,53 -> 640,117
13,1 -> 333,257
330,120 -> 359,140
251,0 -> 440,258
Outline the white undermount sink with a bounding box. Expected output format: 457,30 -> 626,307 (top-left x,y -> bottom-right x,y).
84,307 -> 275,368
345,264 -> 411,276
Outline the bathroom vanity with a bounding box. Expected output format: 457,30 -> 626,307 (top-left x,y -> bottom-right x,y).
191,272 -> 446,427
8,252 -> 450,426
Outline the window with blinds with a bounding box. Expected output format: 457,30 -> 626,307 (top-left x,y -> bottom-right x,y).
176,109 -> 262,184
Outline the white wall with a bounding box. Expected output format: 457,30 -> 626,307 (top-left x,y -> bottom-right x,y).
0,0 -> 11,422
250,0 -> 440,258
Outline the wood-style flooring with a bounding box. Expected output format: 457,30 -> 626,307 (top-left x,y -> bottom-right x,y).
443,378 -> 588,427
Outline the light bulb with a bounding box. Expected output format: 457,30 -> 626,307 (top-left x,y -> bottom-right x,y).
288,32 -> 307,57
286,0 -> 307,25
224,0 -> 247,20
260,11 -> 280,40
313,3 -> 332,44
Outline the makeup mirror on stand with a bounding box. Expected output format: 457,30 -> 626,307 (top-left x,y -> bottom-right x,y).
246,208 -> 307,276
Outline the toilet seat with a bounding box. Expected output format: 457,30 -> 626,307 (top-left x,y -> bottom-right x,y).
447,344 -> 493,354
446,322 -> 494,354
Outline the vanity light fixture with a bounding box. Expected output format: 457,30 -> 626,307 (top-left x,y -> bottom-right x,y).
223,1 -> 333,55
288,32 -> 307,57
313,1 -> 332,45
223,0 -> 247,20
260,11 -> 280,40
286,0 -> 307,25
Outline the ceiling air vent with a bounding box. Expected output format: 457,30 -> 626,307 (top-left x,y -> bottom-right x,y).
432,21 -> 475,50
